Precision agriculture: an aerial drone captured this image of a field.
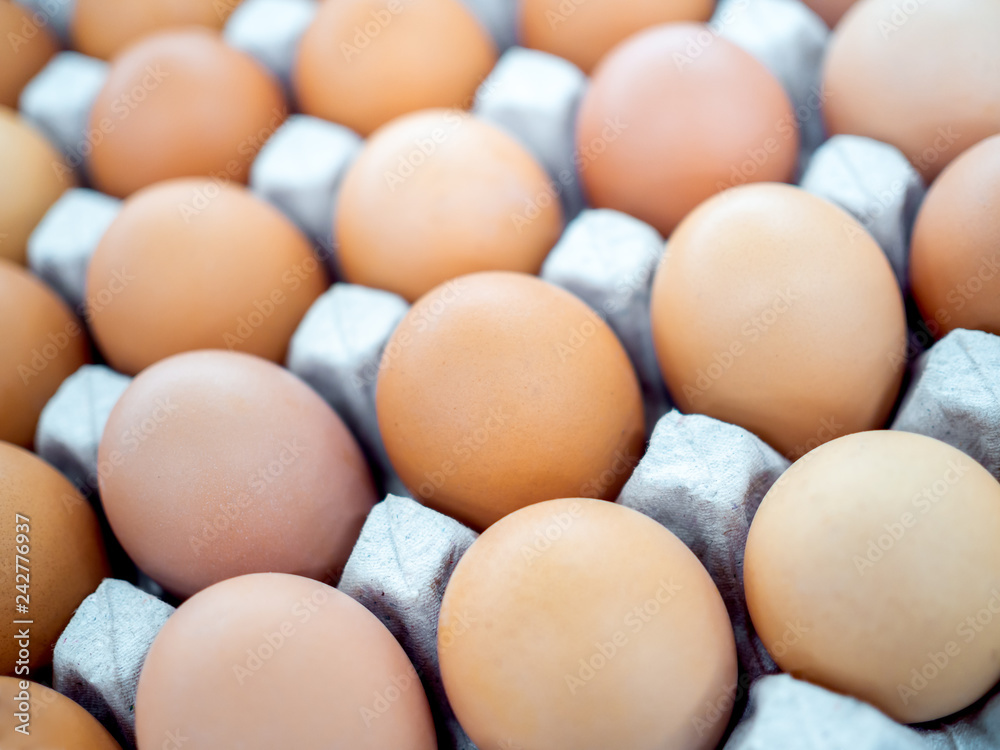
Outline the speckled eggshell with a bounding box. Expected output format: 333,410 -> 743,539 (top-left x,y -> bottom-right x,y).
0,2 -> 58,109
0,677 -> 121,748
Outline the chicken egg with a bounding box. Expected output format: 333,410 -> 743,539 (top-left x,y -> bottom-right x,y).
0,677 -> 121,748
0,1 -> 58,109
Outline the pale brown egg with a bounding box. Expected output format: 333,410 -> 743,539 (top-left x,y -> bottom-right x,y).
519,0 -> 713,73
71,0 -> 244,60
0,677 -> 121,748
0,443 -> 109,674
650,183 -> 906,460
294,0 -> 497,136
99,350 -> 376,599
0,1 -> 58,109
910,134 -> 1000,338
337,109 -> 563,302
800,0 -> 858,27
577,23 -> 798,237
0,260 -> 89,448
87,28 -> 286,198
85,178 -> 326,376
376,272 -> 645,530
0,106 -> 75,265
439,498 -> 738,750
823,0 -> 1000,181
136,573 -> 437,749
745,431 -> 1000,723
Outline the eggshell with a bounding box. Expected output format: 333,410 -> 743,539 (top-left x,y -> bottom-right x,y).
0,442 -> 109,674
337,109 -> 563,302
0,260 -> 89,448
136,573 -> 437,749
88,28 -> 287,198
519,0 -> 713,73
294,0 -> 497,136
649,183 -> 906,459
910,134 -> 1000,339
0,677 -> 121,748
0,1 -> 58,109
376,272 -> 645,530
577,23 -> 798,237
823,0 -> 1000,181
71,0 -> 243,60
0,107 -> 75,266
98,350 -> 377,599
800,0 -> 858,27
439,498 -> 738,750
744,431 -> 1000,723
85,178 -> 326,376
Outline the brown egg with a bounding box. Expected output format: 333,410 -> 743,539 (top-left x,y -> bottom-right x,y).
910,135 -> 1000,339
650,183 -> 906,460
136,574 -> 436,749
0,107 -> 75,265
88,28 -> 286,198
71,0 -> 243,60
0,443 -> 109,674
519,0 -> 713,74
376,272 -> 645,530
0,677 -> 121,748
294,0 -> 497,136
439,498 -> 738,750
337,109 -> 563,302
800,0 -> 858,27
823,0 -> 1000,181
745,431 -> 1000,723
99,350 -> 376,599
0,1 -> 58,109
0,260 -> 89,448
578,23 -> 798,237
85,178 -> 326,376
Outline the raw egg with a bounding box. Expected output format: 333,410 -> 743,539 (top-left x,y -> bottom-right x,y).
649,183 -> 906,460
0,106 -> 75,265
0,260 -> 89,448
577,22 -> 798,237
1,442 -> 109,674
136,573 -> 437,749
745,431 -> 1000,723
294,0 -> 497,136
439,498 -> 738,750
376,272 -> 645,530
823,0 -> 1000,181
910,134 -> 1000,338
0,1 -> 58,109
337,109 -> 563,302
98,350 -> 377,599
88,28 -> 286,198
0,677 -> 121,748
519,0 -> 713,73
71,0 -> 244,60
85,178 -> 326,376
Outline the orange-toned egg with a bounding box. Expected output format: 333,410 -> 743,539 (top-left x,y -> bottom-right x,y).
910,134 -> 1000,338
519,0 -> 714,73
0,260 -> 89,448
99,350 -> 377,599
71,0 -> 244,60
294,0 -> 497,136
0,1 -> 58,109
800,0 -> 858,27
88,28 -> 286,198
650,183 -> 906,460
577,23 -> 798,237
0,106 -> 75,265
136,574 -> 437,749
0,677 -> 121,748
85,179 -> 326,376
1,443 -> 109,674
439,499 -> 738,750
376,272 -> 645,530
823,0 -> 1000,181
337,109 -> 562,302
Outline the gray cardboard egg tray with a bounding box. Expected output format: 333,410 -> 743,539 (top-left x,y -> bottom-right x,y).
14,0 -> 1000,746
